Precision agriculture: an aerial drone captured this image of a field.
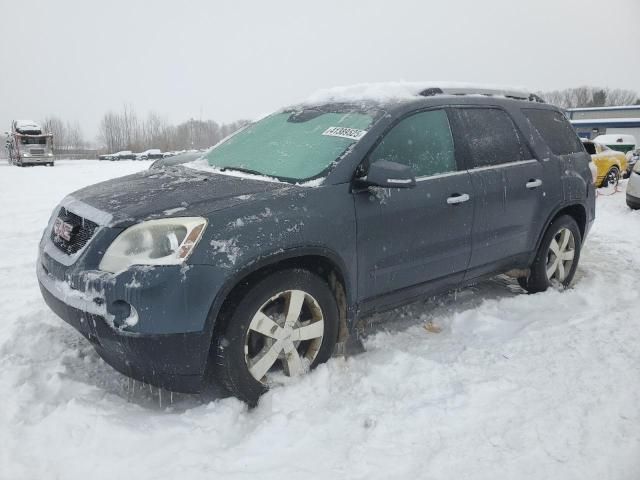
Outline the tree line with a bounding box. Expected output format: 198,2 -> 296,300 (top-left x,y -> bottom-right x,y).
539,86 -> 639,109
97,105 -> 250,153
33,106 -> 249,154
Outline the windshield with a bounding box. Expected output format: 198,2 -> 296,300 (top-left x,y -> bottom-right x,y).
203,109 -> 374,181
20,136 -> 47,145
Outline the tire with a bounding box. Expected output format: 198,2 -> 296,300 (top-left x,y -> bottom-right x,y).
518,215 -> 582,294
208,268 -> 339,405
601,166 -> 620,188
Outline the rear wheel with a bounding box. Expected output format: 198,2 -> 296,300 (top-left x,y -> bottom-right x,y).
208,269 -> 339,405
518,215 -> 581,293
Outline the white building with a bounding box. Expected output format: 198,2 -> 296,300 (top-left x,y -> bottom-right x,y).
567,105 -> 640,143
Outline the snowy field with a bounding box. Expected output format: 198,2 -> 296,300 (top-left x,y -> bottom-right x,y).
1,159 -> 639,479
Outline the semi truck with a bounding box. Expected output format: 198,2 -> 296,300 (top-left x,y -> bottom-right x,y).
4,120 -> 54,166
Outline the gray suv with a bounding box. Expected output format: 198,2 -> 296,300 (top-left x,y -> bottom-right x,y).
37,85 -> 595,404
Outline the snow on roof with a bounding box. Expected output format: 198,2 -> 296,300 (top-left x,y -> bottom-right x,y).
593,134 -> 637,145
304,81 -> 536,105
14,119 -> 42,131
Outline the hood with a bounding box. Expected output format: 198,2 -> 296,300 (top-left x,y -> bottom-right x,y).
69,165 -> 291,226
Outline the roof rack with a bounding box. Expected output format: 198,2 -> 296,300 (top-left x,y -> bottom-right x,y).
419,87 -> 545,103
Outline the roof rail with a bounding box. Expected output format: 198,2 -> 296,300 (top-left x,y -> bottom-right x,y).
419,87 -> 545,103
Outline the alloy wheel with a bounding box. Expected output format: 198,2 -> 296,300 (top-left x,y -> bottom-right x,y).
546,227 -> 575,283
244,289 -> 325,383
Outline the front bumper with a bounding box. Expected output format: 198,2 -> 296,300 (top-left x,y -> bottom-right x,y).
37,250 -> 224,393
20,155 -> 53,164
38,277 -> 207,392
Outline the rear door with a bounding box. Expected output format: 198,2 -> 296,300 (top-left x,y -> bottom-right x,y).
449,107 -> 545,277
354,109 -> 473,301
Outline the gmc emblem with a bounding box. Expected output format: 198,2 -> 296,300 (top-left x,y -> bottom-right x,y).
53,218 -> 74,242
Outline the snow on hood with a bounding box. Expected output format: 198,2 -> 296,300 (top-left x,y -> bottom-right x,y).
304,81 -> 533,105
68,165 -> 290,226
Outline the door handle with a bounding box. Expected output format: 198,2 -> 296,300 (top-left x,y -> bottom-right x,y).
446,193 -> 470,205
526,179 -> 542,189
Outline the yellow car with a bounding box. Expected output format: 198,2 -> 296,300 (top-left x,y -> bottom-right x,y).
581,139 -> 628,187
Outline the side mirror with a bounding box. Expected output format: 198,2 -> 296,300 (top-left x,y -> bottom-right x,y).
355,160 -> 416,189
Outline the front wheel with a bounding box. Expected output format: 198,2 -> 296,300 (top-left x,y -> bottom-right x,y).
518,215 -> 582,293
208,269 -> 339,405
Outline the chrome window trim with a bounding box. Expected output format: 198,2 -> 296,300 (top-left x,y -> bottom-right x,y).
415,159 -> 539,182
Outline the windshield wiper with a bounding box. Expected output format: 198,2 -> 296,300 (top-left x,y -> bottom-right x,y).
218,166 -> 265,176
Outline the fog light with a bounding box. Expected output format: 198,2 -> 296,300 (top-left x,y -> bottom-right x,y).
112,301 -> 139,331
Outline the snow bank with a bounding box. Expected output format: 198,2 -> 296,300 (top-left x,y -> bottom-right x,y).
0,160 -> 639,479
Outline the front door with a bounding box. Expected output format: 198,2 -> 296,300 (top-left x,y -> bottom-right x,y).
354,109 -> 474,302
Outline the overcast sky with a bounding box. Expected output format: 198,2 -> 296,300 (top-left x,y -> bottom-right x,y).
1,0 -> 639,141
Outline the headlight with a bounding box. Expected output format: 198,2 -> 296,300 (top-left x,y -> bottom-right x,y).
22,152 -> 31,157
99,217 -> 207,273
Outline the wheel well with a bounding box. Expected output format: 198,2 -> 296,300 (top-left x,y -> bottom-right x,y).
216,255 -> 350,342
553,204 -> 586,239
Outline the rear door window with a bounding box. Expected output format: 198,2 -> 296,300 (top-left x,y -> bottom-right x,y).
452,108 -> 531,168
369,109 -> 456,177
522,108 -> 584,155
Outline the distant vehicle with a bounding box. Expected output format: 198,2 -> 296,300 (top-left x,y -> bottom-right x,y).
626,148 -> 639,174
38,84 -> 594,404
581,139 -> 628,187
626,161 -> 640,209
114,150 -> 135,160
593,134 -> 637,155
98,150 -> 136,161
135,149 -> 164,160
4,120 -> 54,167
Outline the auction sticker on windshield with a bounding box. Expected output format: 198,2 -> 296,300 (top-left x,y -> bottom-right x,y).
322,126 -> 367,140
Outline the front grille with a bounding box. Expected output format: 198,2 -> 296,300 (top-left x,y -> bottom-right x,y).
30,148 -> 45,155
50,207 -> 99,255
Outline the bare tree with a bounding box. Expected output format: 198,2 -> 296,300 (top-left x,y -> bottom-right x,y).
98,106 -> 250,153
540,86 -> 639,108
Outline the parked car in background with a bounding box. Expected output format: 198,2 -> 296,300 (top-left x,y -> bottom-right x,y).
37,84 -> 595,405
626,148 -> 639,174
99,151 -> 135,161
135,149 -> 164,160
581,139 -> 628,187
593,134 -> 637,155
626,161 -> 640,209
114,150 -> 136,160
4,120 -> 55,166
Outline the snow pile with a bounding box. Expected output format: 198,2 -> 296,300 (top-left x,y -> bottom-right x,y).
0,159 -> 639,479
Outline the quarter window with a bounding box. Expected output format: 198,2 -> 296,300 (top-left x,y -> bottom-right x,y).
454,108 -> 531,167
369,109 -> 456,177
522,108 -> 583,156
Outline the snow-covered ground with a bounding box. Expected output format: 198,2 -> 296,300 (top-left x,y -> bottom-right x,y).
1,160 -> 639,479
